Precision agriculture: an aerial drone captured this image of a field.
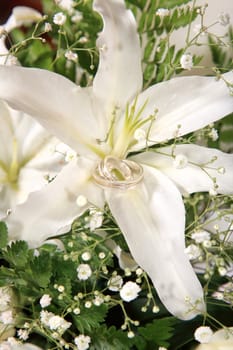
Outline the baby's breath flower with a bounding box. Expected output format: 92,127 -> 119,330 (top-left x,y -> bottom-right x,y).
71,10 -> 83,23
65,50 -> 78,63
208,128 -> 218,141
98,252 -> 106,259
77,264 -> 92,280
85,301 -> 92,308
53,12 -> 66,25
173,154 -> 188,169
17,329 -> 29,340
89,208 -> 103,231
218,12 -> 230,26
127,331 -> 135,338
74,334 -> 91,350
44,22 -> 52,32
120,281 -> 141,302
0,287 -> 12,309
194,326 -> 214,343
58,285 -> 65,293
185,244 -> 202,260
76,195 -> 88,207
191,231 -> 211,244
93,295 -> 104,306
180,53 -> 193,70
81,251 -> 91,261
40,294 -> 52,308
108,275 -> 123,292
56,0 -> 75,13
156,8 -> 170,17
209,188 -> 217,196
48,315 -> 71,332
0,310 -> 14,325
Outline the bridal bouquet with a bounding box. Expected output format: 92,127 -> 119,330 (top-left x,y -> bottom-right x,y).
0,0 -> 232,349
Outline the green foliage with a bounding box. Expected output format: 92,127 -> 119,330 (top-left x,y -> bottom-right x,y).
137,317 -> 177,349
1,240 -> 29,268
208,26 -> 233,71
90,325 -> 133,350
0,221 -> 8,248
73,304 -> 108,333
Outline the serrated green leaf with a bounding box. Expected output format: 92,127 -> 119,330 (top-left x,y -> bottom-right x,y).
2,241 -> 28,267
144,39 -> 156,61
138,317 -> 176,347
90,325 -> 133,350
30,252 -> 52,288
73,304 -> 108,333
0,221 -> 8,248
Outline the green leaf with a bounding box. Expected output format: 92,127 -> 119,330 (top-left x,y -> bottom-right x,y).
138,317 -> 177,347
90,325 -> 133,350
0,221 -> 8,248
73,304 -> 108,333
2,241 -> 29,267
30,251 -> 52,288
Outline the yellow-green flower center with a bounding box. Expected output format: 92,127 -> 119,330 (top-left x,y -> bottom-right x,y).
0,139 -> 20,189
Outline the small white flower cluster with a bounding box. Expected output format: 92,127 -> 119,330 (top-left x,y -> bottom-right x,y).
156,8 -> 170,17
212,281 -> 233,304
108,275 -> 123,292
173,154 -> 188,169
88,207 -> 103,231
55,0 -> 75,14
120,281 -> 141,302
194,326 -> 214,343
180,53 -> 193,70
40,310 -> 71,334
0,287 -> 16,340
191,231 -> 211,244
65,50 -> 78,63
53,12 -> 67,25
40,294 -> 52,308
74,334 -> 91,350
77,263 -> 92,280
218,12 -> 230,26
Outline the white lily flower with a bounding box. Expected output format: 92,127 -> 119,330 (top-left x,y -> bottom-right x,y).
0,0 -> 233,320
0,8 -> 65,220
0,340 -> 43,350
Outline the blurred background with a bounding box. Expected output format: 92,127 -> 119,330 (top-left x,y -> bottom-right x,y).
0,1 -> 42,23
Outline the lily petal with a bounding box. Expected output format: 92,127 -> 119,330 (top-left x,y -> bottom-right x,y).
132,72 -> 233,149
5,158 -> 104,247
0,101 -> 14,165
93,0 -> 142,116
4,6 -> 42,32
105,166 -> 205,320
132,144 -> 233,194
0,66 -> 103,157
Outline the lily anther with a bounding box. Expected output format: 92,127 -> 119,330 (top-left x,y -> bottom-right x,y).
93,156 -> 144,189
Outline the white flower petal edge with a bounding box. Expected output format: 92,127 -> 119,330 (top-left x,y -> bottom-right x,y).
0,66 -> 104,157
6,158 -> 104,247
4,6 -> 42,32
132,144 -> 233,194
93,0 -> 142,116
105,166 -> 205,320
132,71 -> 233,150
